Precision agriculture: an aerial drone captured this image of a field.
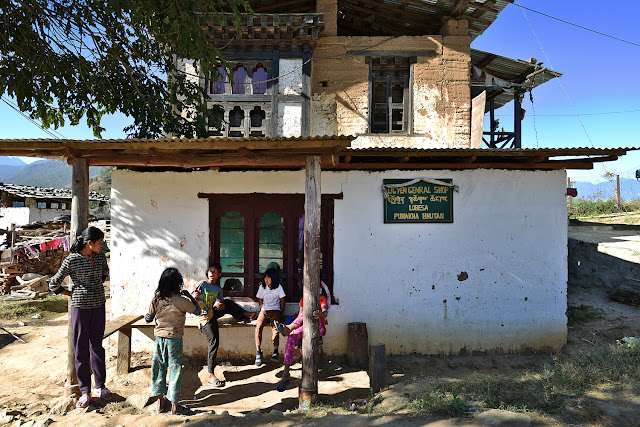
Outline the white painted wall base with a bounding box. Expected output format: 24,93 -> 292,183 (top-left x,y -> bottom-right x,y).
111,168 -> 567,356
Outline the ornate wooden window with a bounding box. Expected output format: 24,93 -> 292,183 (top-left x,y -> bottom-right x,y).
203,194 -> 339,302
370,57 -> 411,134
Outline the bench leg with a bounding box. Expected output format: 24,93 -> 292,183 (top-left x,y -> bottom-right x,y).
117,327 -> 132,375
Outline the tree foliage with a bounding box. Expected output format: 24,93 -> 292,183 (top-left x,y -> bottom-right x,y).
0,0 -> 250,138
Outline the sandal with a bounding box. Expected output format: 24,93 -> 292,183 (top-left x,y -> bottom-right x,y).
91,387 -> 112,401
76,393 -> 91,409
206,378 -> 225,388
274,320 -> 286,336
276,378 -> 290,392
171,405 -> 191,415
156,396 -> 166,414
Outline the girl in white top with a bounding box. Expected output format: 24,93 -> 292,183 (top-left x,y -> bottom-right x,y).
254,267 -> 286,365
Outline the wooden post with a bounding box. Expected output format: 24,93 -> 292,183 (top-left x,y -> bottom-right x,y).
568,177 -> 573,213
347,322 -> 368,369
66,158 -> 89,397
616,174 -> 622,211
299,155 -> 321,410
369,344 -> 386,393
117,327 -> 132,374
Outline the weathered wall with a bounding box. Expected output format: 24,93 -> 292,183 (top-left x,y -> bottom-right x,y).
310,33 -> 471,148
0,207 -> 30,229
111,168 -> 567,356
0,207 -> 68,229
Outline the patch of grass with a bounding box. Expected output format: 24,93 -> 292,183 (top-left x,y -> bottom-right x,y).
554,344 -> 640,391
567,304 -> 604,326
0,295 -> 68,320
410,384 -> 470,416
405,344 -> 640,418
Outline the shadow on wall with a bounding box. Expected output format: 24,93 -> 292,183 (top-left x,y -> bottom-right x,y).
568,238 -> 640,289
110,191 -> 203,306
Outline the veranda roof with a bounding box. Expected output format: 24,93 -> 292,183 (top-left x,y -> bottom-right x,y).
0,136 -> 633,171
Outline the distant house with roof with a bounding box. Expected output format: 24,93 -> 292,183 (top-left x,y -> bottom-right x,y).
0,183 -> 109,230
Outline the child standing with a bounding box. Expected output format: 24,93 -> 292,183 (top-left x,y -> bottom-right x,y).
254,267 -> 286,366
192,264 -> 226,387
49,226 -> 110,409
274,284 -> 329,392
145,268 -> 200,415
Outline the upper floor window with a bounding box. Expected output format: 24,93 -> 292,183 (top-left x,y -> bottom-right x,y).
370,57 -> 411,134
207,62 -> 270,96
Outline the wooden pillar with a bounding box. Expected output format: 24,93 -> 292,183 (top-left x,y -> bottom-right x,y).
369,344 -> 386,392
616,174 -> 622,211
299,155 -> 321,410
347,322 -> 369,369
513,90 -> 522,149
66,158 -> 89,397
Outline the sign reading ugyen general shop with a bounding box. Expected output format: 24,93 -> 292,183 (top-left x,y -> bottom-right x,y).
383,178 -> 454,224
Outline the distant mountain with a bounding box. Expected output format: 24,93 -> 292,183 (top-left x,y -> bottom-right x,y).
1,159 -> 103,189
0,157 -> 28,181
572,177 -> 640,201
0,157 -> 27,167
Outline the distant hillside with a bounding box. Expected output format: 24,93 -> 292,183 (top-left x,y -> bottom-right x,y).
572,177 -> 640,201
0,157 -> 28,181
2,159 -> 103,189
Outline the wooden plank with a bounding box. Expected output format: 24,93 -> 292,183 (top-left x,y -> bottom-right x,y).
301,50 -> 311,137
300,155 -> 321,410
369,344 -> 386,392
470,91 -> 486,148
116,327 -> 132,375
104,314 -> 144,339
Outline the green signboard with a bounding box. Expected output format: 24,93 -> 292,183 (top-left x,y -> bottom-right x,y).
383,179 -> 453,224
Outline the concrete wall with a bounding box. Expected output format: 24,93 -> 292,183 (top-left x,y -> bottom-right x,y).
0,207 -> 30,229
311,34 -> 471,148
111,168 -> 568,357
0,207 -> 68,229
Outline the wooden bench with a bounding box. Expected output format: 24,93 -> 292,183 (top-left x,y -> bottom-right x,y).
104,314 -> 256,374
103,314 -> 143,374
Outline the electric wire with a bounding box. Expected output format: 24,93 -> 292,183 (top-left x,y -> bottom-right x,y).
514,3 -> 640,48
1,96 -> 67,139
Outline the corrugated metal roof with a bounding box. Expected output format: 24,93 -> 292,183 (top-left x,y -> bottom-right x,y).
471,48 -> 563,110
0,183 -> 109,202
0,135 -> 354,145
346,147 -> 637,155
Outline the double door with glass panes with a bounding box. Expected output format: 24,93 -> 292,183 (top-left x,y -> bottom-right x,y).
212,194 -> 335,302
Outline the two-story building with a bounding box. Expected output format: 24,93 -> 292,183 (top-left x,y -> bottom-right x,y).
0,1 -> 632,359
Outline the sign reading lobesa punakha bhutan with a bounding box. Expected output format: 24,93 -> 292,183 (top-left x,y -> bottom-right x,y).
383,179 -> 454,224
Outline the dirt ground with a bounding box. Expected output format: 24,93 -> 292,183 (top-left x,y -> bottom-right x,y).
2,276 -> 640,426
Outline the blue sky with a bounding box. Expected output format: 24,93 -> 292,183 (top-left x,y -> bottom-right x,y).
472,0 -> 640,182
3,0 -> 639,183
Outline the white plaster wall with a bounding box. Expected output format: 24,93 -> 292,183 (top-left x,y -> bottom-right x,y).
0,207 -> 30,229
277,103 -> 302,137
111,168 -> 567,356
279,59 -> 303,95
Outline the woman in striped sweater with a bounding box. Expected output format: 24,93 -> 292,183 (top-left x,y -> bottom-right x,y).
49,226 -> 110,409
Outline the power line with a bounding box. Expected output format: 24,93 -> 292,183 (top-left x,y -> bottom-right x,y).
1,97 -> 67,139
514,4 -> 640,48
495,108 -> 640,117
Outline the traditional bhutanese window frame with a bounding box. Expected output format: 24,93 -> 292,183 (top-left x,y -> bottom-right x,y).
368,56 -> 416,135
205,50 -> 311,138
